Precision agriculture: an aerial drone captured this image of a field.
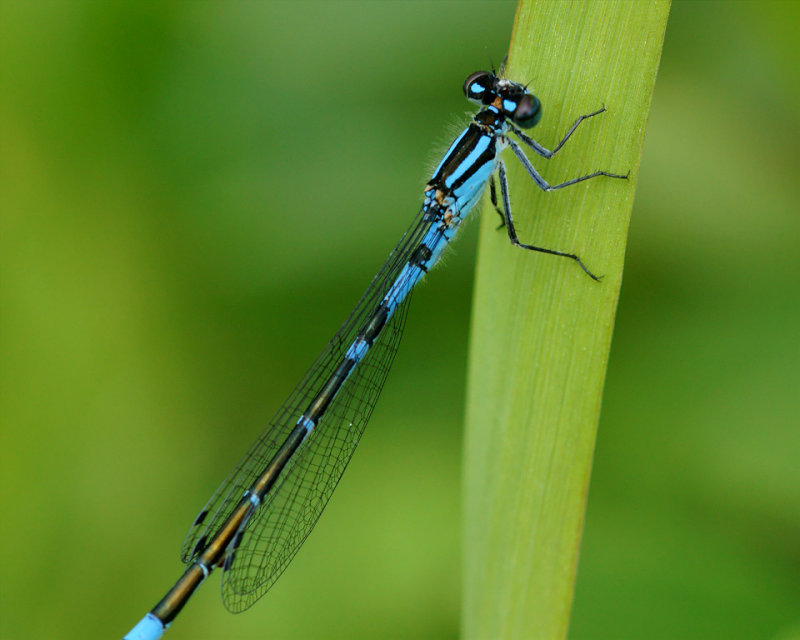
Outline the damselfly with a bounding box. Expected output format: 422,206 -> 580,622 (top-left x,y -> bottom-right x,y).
123,68 -> 626,640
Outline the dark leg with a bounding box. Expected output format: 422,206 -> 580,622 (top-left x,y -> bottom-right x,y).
508,138 -> 628,192
489,177 -> 506,228
510,107 -> 609,158
496,161 -> 601,281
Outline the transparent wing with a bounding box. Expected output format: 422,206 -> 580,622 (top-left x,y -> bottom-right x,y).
220,293 -> 412,611
180,205 -> 434,612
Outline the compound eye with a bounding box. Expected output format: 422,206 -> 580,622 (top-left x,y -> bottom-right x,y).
463,71 -> 495,104
512,94 -> 542,128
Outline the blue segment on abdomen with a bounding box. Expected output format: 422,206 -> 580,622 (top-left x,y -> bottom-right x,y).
344,337 -> 369,363
383,263 -> 424,314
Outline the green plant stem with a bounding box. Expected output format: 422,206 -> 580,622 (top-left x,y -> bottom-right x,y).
462,1 -> 671,638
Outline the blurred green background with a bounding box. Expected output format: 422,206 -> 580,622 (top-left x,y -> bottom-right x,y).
1,1 -> 798,639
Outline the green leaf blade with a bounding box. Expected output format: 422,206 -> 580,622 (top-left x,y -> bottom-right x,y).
462,2 -> 671,639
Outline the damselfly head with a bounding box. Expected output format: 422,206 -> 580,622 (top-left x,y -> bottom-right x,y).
463,70 -> 542,129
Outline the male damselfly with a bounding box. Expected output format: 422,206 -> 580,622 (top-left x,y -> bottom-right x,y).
123,68 -> 626,640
